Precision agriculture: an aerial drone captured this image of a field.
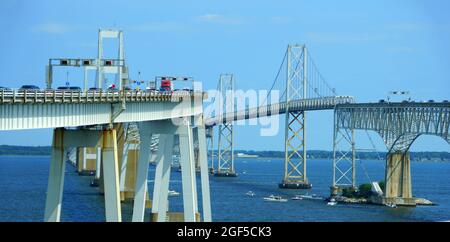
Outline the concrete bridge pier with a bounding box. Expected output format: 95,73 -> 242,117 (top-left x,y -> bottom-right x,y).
76,147 -> 97,176
44,128 -> 122,222
117,123 -> 141,202
383,151 -> 415,206
132,118 -> 211,222
89,147 -> 102,187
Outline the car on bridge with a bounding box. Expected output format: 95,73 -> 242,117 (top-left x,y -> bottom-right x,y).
69,86 -> 81,92
56,86 -> 81,92
19,85 -> 40,91
379,99 -> 388,103
0,86 -> 11,91
88,87 -> 101,92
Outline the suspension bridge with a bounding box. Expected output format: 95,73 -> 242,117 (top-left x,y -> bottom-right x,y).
0,29 -> 449,222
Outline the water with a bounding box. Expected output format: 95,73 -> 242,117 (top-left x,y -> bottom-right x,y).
1,155 -> 450,222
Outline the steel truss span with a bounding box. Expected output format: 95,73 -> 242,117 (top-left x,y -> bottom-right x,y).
333,102 -> 450,189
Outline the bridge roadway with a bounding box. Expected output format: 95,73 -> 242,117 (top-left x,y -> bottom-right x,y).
0,90 -> 204,131
205,96 -> 355,126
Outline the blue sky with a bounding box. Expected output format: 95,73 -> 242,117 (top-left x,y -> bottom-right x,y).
0,0 -> 449,152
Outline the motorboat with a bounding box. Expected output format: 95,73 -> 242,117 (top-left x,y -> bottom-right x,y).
299,193 -> 323,200
246,191 -> 256,197
168,190 -> 180,196
327,198 -> 337,206
385,203 -> 397,208
263,195 -> 288,202
291,195 -> 303,200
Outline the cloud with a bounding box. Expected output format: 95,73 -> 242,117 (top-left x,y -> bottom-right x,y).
197,14 -> 243,25
32,22 -> 72,34
306,32 -> 384,44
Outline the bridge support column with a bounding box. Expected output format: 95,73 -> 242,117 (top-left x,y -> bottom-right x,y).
216,122 -> 236,177
280,111 -> 311,189
197,123 -> 212,222
155,134 -> 174,222
206,127 -> 215,174
132,122 -> 153,222
383,151 -> 414,206
119,142 -> 139,201
331,122 -> 356,196
44,128 -> 65,222
90,147 -> 102,187
45,128 -> 122,222
101,129 -> 122,222
178,124 -> 199,222
76,147 -> 97,176
133,119 -> 204,222
151,137 -> 165,217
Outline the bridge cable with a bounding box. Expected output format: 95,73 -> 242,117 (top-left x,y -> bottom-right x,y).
260,49 -> 288,107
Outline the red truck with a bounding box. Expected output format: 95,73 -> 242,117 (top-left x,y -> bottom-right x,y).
160,78 -> 172,92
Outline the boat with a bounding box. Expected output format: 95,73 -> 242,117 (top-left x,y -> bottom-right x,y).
168,190 -> 180,196
263,195 -> 288,202
385,203 -> 397,208
246,191 -> 256,197
327,198 -> 337,206
299,193 -> 323,200
291,195 -> 303,200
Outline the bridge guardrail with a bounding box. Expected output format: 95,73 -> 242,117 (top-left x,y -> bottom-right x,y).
0,89 -> 204,104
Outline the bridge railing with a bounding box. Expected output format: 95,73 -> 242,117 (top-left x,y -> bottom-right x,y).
0,89 -> 204,104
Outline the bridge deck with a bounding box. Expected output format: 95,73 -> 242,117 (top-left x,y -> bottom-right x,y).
0,90 -> 205,131
206,96 -> 354,126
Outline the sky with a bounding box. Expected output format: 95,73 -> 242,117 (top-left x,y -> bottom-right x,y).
0,0 -> 449,152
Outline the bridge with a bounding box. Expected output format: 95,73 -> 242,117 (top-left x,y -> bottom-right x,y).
0,29 -> 449,222
332,102 -> 450,205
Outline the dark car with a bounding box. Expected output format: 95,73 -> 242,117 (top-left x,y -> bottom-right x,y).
145,87 -> 156,92
19,85 -> 40,91
69,86 -> 81,91
56,86 -> 81,92
428,100 -> 435,103
444,100 -> 449,103
379,99 -> 387,103
159,88 -> 172,94
107,87 -> 119,92
88,87 -> 101,91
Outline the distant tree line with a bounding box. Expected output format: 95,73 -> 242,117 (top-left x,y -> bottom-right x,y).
1,145 -> 449,161
0,145 -> 51,156
210,149 -> 450,162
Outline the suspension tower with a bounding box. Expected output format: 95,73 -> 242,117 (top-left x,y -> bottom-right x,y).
215,74 -> 237,177
279,45 -> 312,189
